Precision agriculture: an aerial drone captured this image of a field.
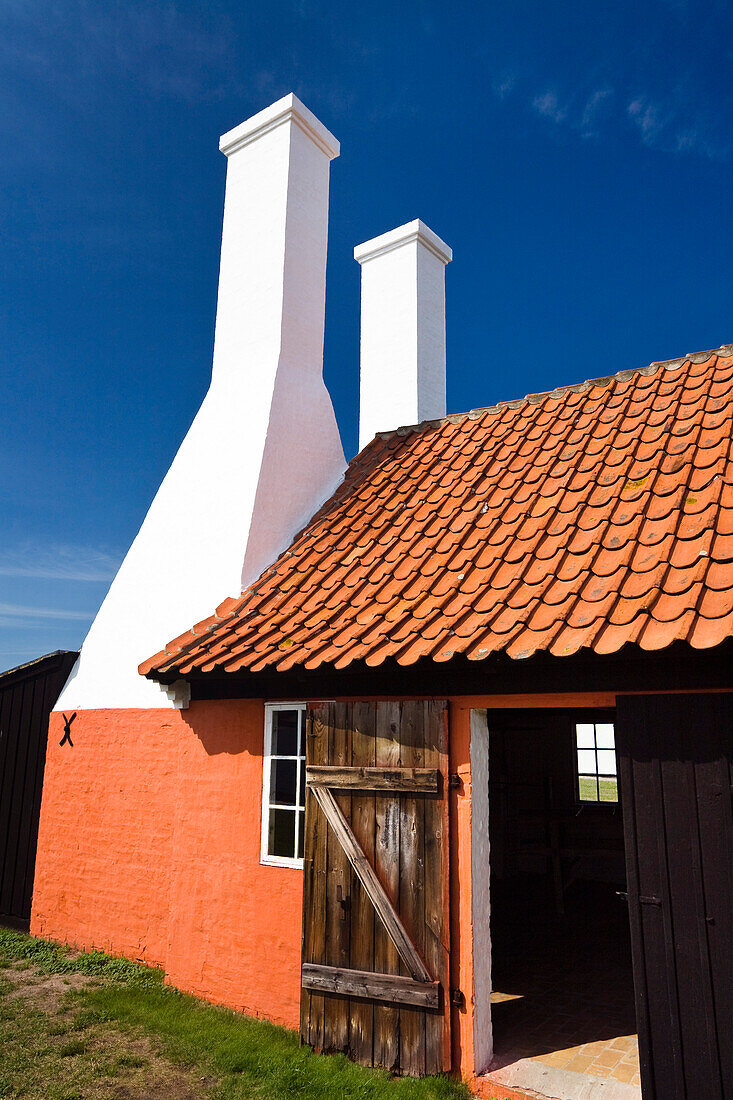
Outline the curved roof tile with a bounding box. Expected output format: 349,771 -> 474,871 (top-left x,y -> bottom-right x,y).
140,347 -> 733,679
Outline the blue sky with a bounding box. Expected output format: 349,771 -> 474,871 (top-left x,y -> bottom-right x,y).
2,0 -> 733,671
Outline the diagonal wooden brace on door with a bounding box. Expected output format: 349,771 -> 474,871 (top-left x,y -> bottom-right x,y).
304,767 -> 440,1007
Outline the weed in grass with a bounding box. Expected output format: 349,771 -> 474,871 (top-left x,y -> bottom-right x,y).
0,927 -> 159,988
71,1007 -> 102,1028
58,1039 -> 86,1057
115,1053 -> 146,1069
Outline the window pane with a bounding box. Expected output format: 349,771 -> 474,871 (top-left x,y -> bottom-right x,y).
597,748 -> 617,775
577,748 -> 597,774
578,775 -> 598,801
272,710 -> 299,756
595,723 -> 615,748
270,758 -> 297,805
299,763 -> 306,806
598,777 -> 619,802
576,723 -> 595,748
297,810 -> 305,858
269,808 -> 296,857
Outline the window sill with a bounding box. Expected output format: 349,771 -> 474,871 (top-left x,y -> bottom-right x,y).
260,856 -> 304,870
575,801 -> 620,813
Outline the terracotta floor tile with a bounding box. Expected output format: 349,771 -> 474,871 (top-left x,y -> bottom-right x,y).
565,1054 -> 595,1073
586,1064 -> 614,1079
534,1051 -> 570,1068
611,1035 -> 638,1053
580,1041 -> 609,1057
590,1047 -> 623,1070
612,1061 -> 639,1083
556,1045 -> 585,1059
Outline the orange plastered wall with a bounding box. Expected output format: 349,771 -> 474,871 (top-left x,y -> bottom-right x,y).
32,700 -> 303,1028
32,689 -> 617,1078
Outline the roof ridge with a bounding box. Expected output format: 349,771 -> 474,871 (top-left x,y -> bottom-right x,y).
0,650 -> 77,682
373,342 -> 733,444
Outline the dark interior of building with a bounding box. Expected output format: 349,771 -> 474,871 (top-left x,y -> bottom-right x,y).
486,710 -> 640,1088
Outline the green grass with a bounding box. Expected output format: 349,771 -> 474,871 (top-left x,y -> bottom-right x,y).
0,927 -> 471,1100
578,775 -> 618,803
0,929 -> 154,983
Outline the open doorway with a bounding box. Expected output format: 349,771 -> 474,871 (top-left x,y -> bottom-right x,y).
483,710 -> 641,1097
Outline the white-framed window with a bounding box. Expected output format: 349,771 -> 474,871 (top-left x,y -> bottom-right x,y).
575,721 -> 618,803
260,703 -> 306,868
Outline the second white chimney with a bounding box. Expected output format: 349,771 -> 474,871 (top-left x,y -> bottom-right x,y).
355,220 -> 452,449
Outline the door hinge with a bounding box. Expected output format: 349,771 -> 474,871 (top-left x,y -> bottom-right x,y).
449,773 -> 462,790
617,891 -> 661,907
450,988 -> 465,1007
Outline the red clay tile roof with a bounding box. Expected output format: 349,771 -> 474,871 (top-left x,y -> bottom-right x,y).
140,347 -> 733,678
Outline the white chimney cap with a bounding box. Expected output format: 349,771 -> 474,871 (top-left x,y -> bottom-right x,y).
354,219 -> 452,266
219,93 -> 340,160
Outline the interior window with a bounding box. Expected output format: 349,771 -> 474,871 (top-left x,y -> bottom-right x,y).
261,704 -> 306,865
575,722 -> 618,803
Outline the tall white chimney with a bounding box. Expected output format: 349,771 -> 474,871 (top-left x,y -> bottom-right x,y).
57,94 -> 345,710
355,220 -> 452,450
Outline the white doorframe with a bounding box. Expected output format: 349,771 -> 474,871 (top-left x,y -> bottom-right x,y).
470,708 -> 493,1073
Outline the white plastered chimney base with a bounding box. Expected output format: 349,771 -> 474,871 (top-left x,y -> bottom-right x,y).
355,220 -> 452,450
57,95 -> 346,711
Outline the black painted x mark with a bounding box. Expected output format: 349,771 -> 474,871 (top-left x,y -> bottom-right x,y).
60,711 -> 76,747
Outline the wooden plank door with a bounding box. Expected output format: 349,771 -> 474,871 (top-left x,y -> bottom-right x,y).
300,700 -> 450,1076
616,694 -> 733,1099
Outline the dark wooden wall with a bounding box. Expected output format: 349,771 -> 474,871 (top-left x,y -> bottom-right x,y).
617,693 -> 733,1100
0,652 -> 77,927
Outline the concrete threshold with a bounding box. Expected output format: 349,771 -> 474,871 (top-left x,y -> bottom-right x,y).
476,1056 -> 642,1100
